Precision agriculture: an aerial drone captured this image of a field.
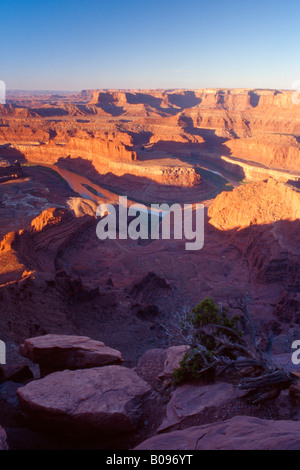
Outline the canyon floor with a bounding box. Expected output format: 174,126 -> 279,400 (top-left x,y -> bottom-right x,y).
0,88 -> 299,450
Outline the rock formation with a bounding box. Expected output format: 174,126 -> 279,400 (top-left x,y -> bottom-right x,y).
208,180 -> 300,325
135,345 -> 190,393
135,415 -> 300,450
17,365 -> 158,437
208,179 -> 300,231
157,382 -> 243,433
0,88 -> 299,450
2,88 -> 300,191
19,334 -> 123,376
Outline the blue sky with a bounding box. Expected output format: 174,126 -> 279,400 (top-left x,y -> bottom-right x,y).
1,0 -> 300,90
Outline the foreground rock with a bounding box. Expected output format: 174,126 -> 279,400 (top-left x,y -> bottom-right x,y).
0,426 -> 8,450
19,334 -> 122,376
158,382 -> 243,432
135,415 -> 300,450
135,345 -> 190,393
17,366 -> 157,437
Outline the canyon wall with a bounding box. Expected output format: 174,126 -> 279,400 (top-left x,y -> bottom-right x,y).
1,88 -> 300,187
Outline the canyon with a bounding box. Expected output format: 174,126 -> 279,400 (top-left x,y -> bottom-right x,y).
0,88 -> 299,450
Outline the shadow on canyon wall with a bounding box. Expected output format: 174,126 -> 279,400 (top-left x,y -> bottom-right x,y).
31,108 -> 69,117
0,145 -> 27,163
95,91 -> 202,117
213,218 -> 300,327
116,124 -> 232,167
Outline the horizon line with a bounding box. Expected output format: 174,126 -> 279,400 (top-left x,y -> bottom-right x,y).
6,87 -> 295,93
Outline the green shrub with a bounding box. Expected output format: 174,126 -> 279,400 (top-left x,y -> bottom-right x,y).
173,348 -> 216,385
173,297 -> 241,384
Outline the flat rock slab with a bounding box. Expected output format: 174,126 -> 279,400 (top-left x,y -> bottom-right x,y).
136,415 -> 300,450
17,365 -> 155,437
158,381 -> 242,432
19,334 -> 122,376
0,425 -> 8,450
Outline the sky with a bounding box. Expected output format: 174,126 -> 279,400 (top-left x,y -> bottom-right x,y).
1,0 -> 300,91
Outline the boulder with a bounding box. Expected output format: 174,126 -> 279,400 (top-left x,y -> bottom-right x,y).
0,426 -> 8,450
135,415 -> 300,450
158,381 -> 243,432
19,334 -> 122,376
17,365 -> 157,437
135,345 -> 190,392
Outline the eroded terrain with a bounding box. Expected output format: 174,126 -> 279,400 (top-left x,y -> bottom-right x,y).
0,88 -> 299,449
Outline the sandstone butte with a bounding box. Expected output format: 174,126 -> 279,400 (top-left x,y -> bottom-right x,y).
0,88 -> 299,450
